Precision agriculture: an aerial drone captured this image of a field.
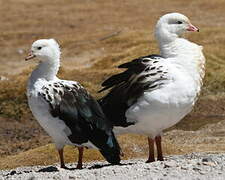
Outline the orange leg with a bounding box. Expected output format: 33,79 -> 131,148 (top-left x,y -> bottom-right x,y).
155,136 -> 164,161
146,137 -> 155,163
58,148 -> 68,169
76,147 -> 84,169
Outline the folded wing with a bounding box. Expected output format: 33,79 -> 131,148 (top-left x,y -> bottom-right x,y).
39,81 -> 121,164
99,54 -> 169,127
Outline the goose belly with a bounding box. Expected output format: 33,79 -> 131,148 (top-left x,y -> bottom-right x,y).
28,97 -> 74,148
28,97 -> 96,149
115,83 -> 197,137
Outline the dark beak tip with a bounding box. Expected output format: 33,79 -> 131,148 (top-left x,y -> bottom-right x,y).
25,54 -> 36,61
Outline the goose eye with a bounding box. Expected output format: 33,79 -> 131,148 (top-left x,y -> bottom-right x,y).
37,47 -> 42,50
177,21 -> 183,24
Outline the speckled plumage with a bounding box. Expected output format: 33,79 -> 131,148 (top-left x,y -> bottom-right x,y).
26,39 -> 121,168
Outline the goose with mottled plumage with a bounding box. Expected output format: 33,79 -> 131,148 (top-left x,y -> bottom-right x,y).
26,39 -> 121,169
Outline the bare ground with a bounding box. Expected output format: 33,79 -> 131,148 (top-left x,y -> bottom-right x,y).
1,153 -> 225,180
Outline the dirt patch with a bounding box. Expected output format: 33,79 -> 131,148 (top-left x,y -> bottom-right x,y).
0,117 -> 50,157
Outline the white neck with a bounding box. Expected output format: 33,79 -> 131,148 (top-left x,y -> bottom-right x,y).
157,35 -> 205,93
155,26 -> 178,47
158,37 -> 191,58
29,59 -> 60,87
155,24 -> 192,58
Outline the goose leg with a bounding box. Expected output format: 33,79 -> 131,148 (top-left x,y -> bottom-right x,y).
76,147 -> 84,169
155,135 -> 164,161
146,137 -> 155,163
58,148 -> 68,169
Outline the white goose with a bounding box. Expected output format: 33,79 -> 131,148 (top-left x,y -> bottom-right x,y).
99,13 -> 205,162
26,39 -> 121,169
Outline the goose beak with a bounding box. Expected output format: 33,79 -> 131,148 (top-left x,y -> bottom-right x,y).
187,24 -> 199,32
25,52 -> 36,61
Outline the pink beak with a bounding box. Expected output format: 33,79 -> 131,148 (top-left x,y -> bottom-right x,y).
187,24 -> 199,32
25,51 -> 36,61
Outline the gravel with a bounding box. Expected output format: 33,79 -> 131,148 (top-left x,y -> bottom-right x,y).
1,153 -> 225,180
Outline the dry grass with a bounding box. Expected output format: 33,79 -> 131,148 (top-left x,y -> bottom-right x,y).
1,0 -> 225,170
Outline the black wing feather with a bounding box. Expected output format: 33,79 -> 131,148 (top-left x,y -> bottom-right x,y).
98,54 -> 167,127
40,82 -> 121,164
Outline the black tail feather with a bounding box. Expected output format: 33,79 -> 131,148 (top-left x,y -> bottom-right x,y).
99,133 -> 121,164
82,122 -> 121,164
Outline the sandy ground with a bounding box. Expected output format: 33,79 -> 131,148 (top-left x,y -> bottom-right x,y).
1,153 -> 225,180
